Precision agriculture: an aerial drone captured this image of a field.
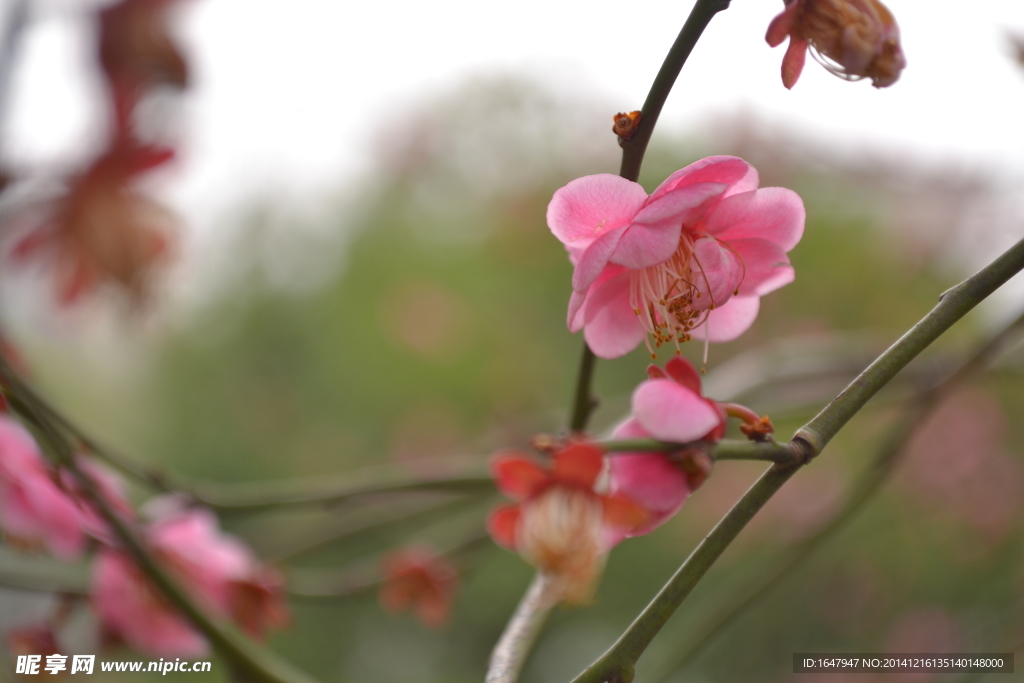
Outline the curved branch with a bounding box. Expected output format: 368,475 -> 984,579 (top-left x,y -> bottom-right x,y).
570,237 -> 1024,683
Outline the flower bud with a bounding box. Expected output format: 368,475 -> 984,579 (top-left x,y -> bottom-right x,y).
766,0 -> 906,89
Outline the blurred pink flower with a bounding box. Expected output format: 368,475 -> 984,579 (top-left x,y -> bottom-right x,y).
547,156 -> 803,359
608,356 -> 721,536
0,416 -> 88,559
766,0 -> 905,89
487,441 -> 647,603
92,507 -> 289,656
10,140 -> 176,304
379,546 -> 459,628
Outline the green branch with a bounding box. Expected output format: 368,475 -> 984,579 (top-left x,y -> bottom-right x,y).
600,438 -> 796,464
570,238 -> 1024,683
649,306 -> 1024,682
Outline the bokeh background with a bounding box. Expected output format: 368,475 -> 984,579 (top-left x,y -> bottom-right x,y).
2,1 -> 1024,682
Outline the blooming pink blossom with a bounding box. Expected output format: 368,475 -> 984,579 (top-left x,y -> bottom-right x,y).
547,156 -> 804,359
608,356 -> 721,535
0,416 -> 88,559
92,507 -> 289,656
487,441 -> 647,603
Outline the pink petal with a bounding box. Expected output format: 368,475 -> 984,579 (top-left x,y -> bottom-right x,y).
491,454 -> 550,501
547,174 -> 649,251
609,451 -> 691,536
611,182 -> 726,269
689,295 -> 760,343
649,156 -> 759,203
632,379 -> 721,443
766,4 -> 796,47
691,236 -> 744,311
729,237 -> 795,296
567,289 -> 587,332
553,442 -> 604,488
664,356 -> 702,394
487,505 -> 521,550
572,225 -> 628,292
581,271 -> 647,359
782,38 -> 808,89
568,264 -> 627,333
703,187 -> 805,251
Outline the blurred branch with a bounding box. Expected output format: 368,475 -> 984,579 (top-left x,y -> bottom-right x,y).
649,306 -> 1024,682
264,493 -> 489,564
287,530 -> 492,599
0,546 -> 89,595
0,357 -> 321,683
486,573 -> 557,683
192,469 -> 494,513
569,238 -> 1024,683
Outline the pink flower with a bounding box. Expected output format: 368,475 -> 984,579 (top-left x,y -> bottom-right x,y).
487,441 -> 647,603
766,0 -> 906,89
92,507 -> 289,656
0,416 -> 88,559
547,156 -> 804,359
609,357 -> 721,536
379,546 -> 459,628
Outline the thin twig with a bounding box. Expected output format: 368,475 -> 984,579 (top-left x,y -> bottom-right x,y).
648,307 -> 1024,682
601,438 -> 796,464
486,573 -> 557,683
570,237 -> 1024,683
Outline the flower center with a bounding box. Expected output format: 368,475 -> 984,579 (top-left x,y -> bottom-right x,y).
629,232 -> 713,357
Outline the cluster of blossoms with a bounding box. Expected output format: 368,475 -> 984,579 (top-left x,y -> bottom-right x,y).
0,412 -> 289,655
487,149 -> 802,601
6,0 -> 189,303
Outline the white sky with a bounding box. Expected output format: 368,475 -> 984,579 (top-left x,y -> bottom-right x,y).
3,0 -> 1024,278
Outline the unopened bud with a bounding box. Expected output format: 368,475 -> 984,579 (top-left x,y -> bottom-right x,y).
612,111 -> 641,141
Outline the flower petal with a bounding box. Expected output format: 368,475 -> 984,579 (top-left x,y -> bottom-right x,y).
547,174 -> 649,251
663,356 -> 703,394
691,236 -> 744,311
610,182 -> 726,269
729,237 -> 795,296
632,379 -> 721,443
581,271 -> 647,359
601,492 -> 650,532
704,188 -> 805,252
487,504 -> 521,550
572,225 -> 627,292
766,4 -> 796,47
649,156 -> 759,203
609,453 -> 690,536
782,38 -> 808,90
689,295 -> 760,343
491,454 -> 549,501
554,442 -> 605,488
